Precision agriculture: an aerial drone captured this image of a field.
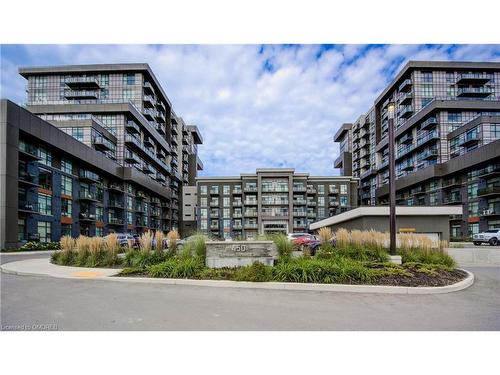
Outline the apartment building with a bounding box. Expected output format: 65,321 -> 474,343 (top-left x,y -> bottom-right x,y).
195,168 -> 358,239
333,123 -> 353,176
18,63 -> 203,233
335,61 -> 500,240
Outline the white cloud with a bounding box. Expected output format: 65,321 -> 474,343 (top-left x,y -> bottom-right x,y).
1,44 -> 499,177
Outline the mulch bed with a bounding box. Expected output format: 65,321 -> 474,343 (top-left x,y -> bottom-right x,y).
370,268 -> 468,287
115,267 -> 469,287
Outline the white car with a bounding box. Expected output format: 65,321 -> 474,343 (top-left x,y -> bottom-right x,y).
472,229 -> 500,246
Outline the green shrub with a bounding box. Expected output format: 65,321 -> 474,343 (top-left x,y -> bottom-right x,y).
398,249 -> 455,267
272,257 -> 375,284
123,249 -> 168,269
147,257 -> 204,278
272,234 -> 293,260
118,267 -> 144,276
20,241 -> 60,251
233,262 -> 273,282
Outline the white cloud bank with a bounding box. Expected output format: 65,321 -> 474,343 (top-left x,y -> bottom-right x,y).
1,44 -> 499,176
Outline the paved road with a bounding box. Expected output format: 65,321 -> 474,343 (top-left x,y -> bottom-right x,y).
1,252 -> 499,330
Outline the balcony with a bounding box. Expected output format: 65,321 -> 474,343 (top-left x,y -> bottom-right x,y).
293,211 -> 307,217
443,195 -> 462,204
233,212 -> 242,218
233,201 -> 242,207
420,116 -> 438,130
420,148 -> 439,161
143,108 -> 157,120
416,131 -> 439,147
307,212 -> 317,218
478,166 -> 500,179
125,134 -> 142,149
329,201 -> 339,207
143,136 -> 154,148
293,223 -> 307,229
398,92 -> 413,105
210,211 -> 219,218
244,186 -> 258,193
18,171 -> 39,187
293,199 -> 307,205
398,105 -> 413,119
142,164 -> 154,174
108,217 -> 124,226
171,157 -> 179,167
244,223 -> 258,229
65,76 -> 100,88
79,169 -> 99,182
481,206 -> 500,217
18,143 -> 40,160
79,212 -> 97,221
124,151 -> 140,164
399,133 -> 413,145
400,160 -> 414,171
156,173 -> 166,182
293,186 -> 306,192
64,89 -> 99,99
458,132 -> 480,147
209,189 -> 220,195
478,186 -> 500,197
143,94 -> 155,107
156,124 -> 166,135
18,201 -> 39,214
93,136 -> 114,151
307,201 -> 317,207
244,211 -> 258,217
136,190 -> 147,200
306,188 -> 317,194
155,111 -> 166,122
457,86 -> 493,98
79,191 -> 99,201
171,124 -> 179,135
209,201 -> 219,207
124,120 -> 140,135
262,200 -> 289,205
143,81 -> 154,94
442,178 -> 462,189
399,79 -> 412,92
456,73 -> 492,84
244,200 -> 258,206
232,188 -> 243,195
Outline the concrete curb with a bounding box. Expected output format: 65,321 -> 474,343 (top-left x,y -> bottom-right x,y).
0,250 -> 56,255
0,258 -> 475,294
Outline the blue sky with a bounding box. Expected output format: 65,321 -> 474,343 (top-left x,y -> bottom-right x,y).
1,44 -> 499,176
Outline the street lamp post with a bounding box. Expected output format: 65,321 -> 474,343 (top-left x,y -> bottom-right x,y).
387,102 -> 397,256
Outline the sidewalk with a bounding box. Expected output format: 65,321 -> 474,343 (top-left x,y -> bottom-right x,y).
1,258 -> 120,278
0,258 -> 475,294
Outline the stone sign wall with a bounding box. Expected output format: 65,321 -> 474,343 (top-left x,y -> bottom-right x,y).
205,241 -> 278,268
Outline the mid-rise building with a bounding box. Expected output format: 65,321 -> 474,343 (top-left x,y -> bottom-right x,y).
333,123 -> 353,176
335,61 -> 500,240
18,63 -> 203,233
194,168 -> 358,239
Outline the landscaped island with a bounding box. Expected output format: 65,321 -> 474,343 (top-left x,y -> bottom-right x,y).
50,228 -> 467,287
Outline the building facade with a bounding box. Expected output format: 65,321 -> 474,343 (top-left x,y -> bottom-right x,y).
18,63 -> 203,233
335,61 -> 500,240
195,169 -> 358,240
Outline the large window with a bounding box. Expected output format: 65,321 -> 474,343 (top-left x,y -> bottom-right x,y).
467,183 -> 478,199
38,147 -> 52,166
61,159 -> 72,174
223,197 -> 230,207
340,196 -> 348,207
490,124 -> 500,140
61,175 -> 72,196
223,185 -> 230,195
38,193 -> 52,216
39,169 -> 52,190
61,224 -> 72,236
61,198 -> 72,217
200,185 -> 207,195
468,223 -> 479,237
200,197 -> 208,207
124,73 -> 135,85
37,221 -> 52,243
200,208 -> 208,219
422,71 -> 433,83
468,201 -> 479,217
340,184 -> 347,194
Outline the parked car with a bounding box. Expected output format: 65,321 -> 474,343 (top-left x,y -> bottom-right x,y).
287,232 -> 311,241
104,233 -> 136,247
472,229 -> 500,246
291,234 -> 317,246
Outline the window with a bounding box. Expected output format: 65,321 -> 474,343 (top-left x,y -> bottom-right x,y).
318,208 -> 325,218
317,185 -> 325,194
210,185 -> 219,194
318,196 -> 325,207
123,88 -> 134,100
468,223 -> 479,237
96,227 -> 103,237
39,169 -> 52,190
96,207 -> 104,222
200,197 -> 208,206
490,124 -> 500,140
37,222 -> 52,243
223,197 -> 230,207
127,212 -> 133,225
18,219 -> 26,242
340,184 -> 347,194
200,208 -> 208,219
223,185 -> 230,195
61,224 -> 72,236
38,147 -> 52,166
61,159 -> 72,174
421,84 -> 433,98
38,193 -> 52,216
61,199 -> 72,217
223,208 -> 230,218
446,72 -> 455,83
200,219 -> 207,230
340,196 -> 348,207
448,112 -> 462,123
422,71 -> 433,83
451,224 -> 461,239
200,185 -> 207,195
488,220 -> 500,230
124,73 -> 135,85
468,183 -> 478,199
429,192 -> 437,206
61,175 -> 73,196
100,74 -> 109,86
468,201 -> 479,217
